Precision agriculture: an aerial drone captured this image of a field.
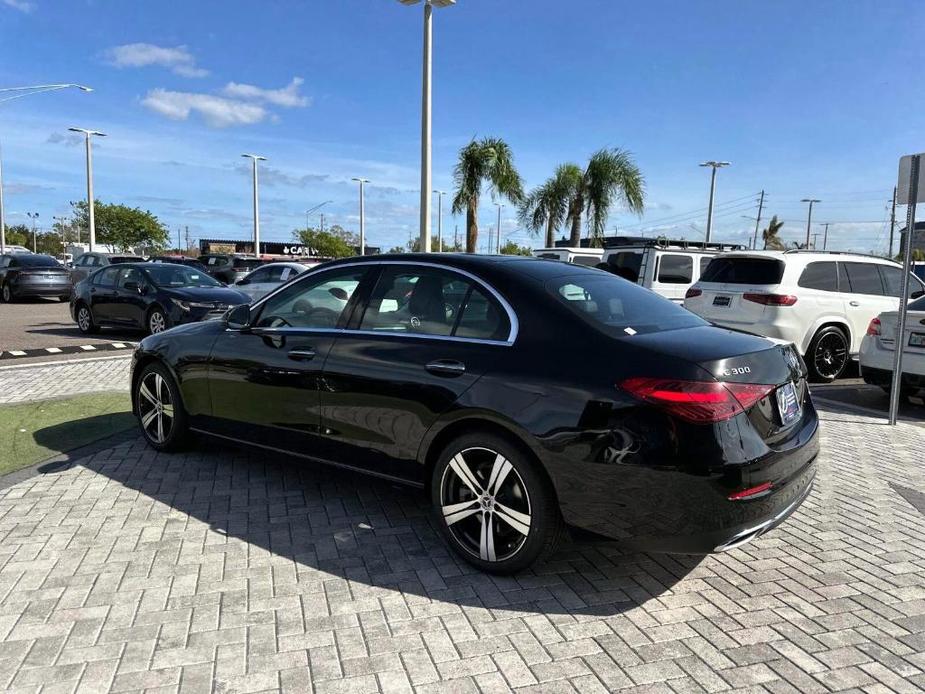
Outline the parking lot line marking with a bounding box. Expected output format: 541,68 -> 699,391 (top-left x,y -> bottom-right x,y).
8,351 -> 26,356
45,347 -> 63,353
0,342 -> 138,363
112,343 -> 127,348
79,345 -> 97,351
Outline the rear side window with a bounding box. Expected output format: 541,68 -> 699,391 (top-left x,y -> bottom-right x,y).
605,251 -> 642,282
94,267 -> 120,287
699,257 -> 713,276
842,262 -> 884,295
547,273 -> 706,337
656,254 -> 693,284
877,265 -> 924,298
700,257 -> 785,284
572,256 -> 599,267
798,262 -> 838,291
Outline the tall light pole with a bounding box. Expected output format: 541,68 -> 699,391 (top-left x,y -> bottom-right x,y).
26,211 -> 38,253
398,0 -> 455,253
433,189 -> 445,251
699,161 -> 730,243
69,127 -> 106,252
0,84 -> 92,254
495,202 -> 504,253
352,178 -> 369,255
241,154 -> 266,256
801,198 -> 820,249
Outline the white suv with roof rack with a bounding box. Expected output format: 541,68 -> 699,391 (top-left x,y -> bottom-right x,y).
599,239 -> 744,302
683,250 -> 925,382
532,246 -> 603,266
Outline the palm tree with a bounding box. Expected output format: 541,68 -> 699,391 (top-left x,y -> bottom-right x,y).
518,172 -> 570,248
762,215 -> 785,250
561,149 -> 645,246
451,137 -> 524,253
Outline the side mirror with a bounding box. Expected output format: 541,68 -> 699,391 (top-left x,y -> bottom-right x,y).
911,289 -> 925,300
225,303 -> 251,330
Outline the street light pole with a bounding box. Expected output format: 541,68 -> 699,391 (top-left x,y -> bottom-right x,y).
27,211 -> 38,252
352,178 -> 369,255
699,161 -> 730,243
69,127 -> 106,252
433,190 -> 445,252
801,198 -> 820,248
495,202 -> 504,253
241,154 -> 266,256
398,0 -> 455,253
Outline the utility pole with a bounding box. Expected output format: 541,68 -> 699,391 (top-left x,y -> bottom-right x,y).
751,190 -> 765,250
454,223 -> 458,250
69,127 -> 106,252
177,226 -> 181,253
185,226 -> 190,254
822,223 -> 830,250
889,186 -> 897,258
241,153 -> 266,257
811,232 -> 820,250
353,178 -> 369,255
27,212 -> 39,252
699,161 -> 730,242
495,203 -> 504,254
320,213 -> 325,233
801,198 -> 820,248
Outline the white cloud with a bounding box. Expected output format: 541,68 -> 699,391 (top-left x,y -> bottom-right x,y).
234,163 -> 328,187
46,131 -> 85,147
141,89 -> 267,128
2,0 -> 35,13
221,77 -> 309,108
106,43 -> 208,78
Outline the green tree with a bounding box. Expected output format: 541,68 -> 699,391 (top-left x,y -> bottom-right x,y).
293,227 -> 355,259
518,173 -> 569,248
35,231 -> 65,256
561,149 -> 645,245
762,215 -> 785,250
387,246 -> 405,254
70,200 -> 169,252
406,236 -> 462,252
451,137 -> 524,254
4,224 -> 30,248
500,240 -> 532,256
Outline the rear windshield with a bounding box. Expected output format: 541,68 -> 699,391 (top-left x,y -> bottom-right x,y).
110,256 -> 144,264
17,254 -> 59,267
700,257 -> 784,285
546,274 -> 706,336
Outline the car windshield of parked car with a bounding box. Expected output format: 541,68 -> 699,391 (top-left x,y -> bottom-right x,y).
547,273 -> 706,336
16,254 -> 59,267
143,265 -> 221,288
700,257 -> 785,285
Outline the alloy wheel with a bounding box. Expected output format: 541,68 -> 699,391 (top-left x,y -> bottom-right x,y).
1,285 -> 10,302
77,307 -> 91,332
814,331 -> 847,380
149,311 -> 166,334
440,447 -> 532,563
137,372 -> 174,444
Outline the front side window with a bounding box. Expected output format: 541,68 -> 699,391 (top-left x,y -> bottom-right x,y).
842,262 -> 884,295
656,254 -> 693,284
246,267 -> 271,284
255,267 -> 366,329
798,261 -> 838,291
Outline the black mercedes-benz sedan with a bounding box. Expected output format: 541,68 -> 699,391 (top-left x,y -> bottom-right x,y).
130,253 -> 818,573
71,262 -> 250,335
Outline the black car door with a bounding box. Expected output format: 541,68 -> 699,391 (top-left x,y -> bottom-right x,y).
206,265 -> 371,456
88,267 -> 121,323
113,267 -> 149,327
320,263 -> 515,481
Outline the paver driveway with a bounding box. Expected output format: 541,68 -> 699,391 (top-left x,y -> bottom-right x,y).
0,402 -> 923,692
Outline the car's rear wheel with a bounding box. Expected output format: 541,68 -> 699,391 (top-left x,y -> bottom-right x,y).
807,326 -> 848,382
147,307 -> 169,335
136,362 -> 189,452
76,303 -> 99,334
431,432 -> 566,574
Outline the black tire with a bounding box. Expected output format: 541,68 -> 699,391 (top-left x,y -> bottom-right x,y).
75,302 -> 100,334
431,432 -> 567,575
135,361 -> 190,452
806,326 -> 849,382
147,306 -> 170,335
1,283 -> 14,303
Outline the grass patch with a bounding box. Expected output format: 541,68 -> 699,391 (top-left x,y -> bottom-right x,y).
0,392 -> 135,475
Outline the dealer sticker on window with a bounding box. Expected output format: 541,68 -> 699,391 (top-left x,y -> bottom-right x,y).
776,382 -> 801,424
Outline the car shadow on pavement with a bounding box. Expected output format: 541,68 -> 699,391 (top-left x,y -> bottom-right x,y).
29,428 -> 702,617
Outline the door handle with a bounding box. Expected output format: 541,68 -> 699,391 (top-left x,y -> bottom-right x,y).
849,301 -> 860,307
288,349 -> 316,361
426,359 -> 466,375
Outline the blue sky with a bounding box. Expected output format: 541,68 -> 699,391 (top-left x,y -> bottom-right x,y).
2,0 -> 924,253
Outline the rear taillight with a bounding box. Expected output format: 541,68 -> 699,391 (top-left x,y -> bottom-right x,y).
866,317 -> 881,336
685,287 -> 702,299
728,481 -> 773,501
743,293 -> 797,306
620,378 -> 776,424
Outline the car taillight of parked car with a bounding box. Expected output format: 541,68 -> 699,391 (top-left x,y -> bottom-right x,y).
742,293 -> 798,306
685,287 -> 702,299
619,377 -> 776,424
866,317 -> 881,336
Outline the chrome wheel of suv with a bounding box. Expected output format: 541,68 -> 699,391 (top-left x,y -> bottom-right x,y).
809,326 -> 848,382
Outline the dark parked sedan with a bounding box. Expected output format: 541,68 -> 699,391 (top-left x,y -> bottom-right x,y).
0,253 -> 71,302
72,263 -> 250,335
130,254 -> 819,573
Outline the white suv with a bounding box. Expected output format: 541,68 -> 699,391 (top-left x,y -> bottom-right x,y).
683,251 -> 925,381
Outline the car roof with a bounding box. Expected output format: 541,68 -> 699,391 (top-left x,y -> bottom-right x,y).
719,250 -> 901,265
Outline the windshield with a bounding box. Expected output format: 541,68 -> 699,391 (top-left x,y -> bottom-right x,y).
17,254 -> 60,267
144,265 -> 221,288
547,273 -> 706,336
700,257 -> 785,285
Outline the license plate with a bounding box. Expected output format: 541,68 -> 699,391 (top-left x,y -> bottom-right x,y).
776,382 -> 801,425
713,296 -> 731,307
910,332 -> 925,347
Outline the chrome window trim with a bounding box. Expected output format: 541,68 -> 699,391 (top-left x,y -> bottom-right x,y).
248,259 -> 519,346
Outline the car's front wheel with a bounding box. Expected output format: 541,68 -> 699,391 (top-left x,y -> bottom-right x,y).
807,326 -> 849,382
1,283 -> 13,303
135,362 -> 189,451
431,432 -> 566,574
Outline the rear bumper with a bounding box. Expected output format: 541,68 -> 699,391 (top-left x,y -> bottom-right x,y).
11,282 -> 71,297
861,365 -> 925,392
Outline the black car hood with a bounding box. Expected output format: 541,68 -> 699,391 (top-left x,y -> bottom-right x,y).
161,287 -> 250,304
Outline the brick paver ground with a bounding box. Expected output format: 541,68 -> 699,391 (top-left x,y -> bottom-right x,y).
0,356 -> 130,404
0,398 -> 921,693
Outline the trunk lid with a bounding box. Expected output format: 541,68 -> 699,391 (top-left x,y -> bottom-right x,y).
875,310 -> 925,353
